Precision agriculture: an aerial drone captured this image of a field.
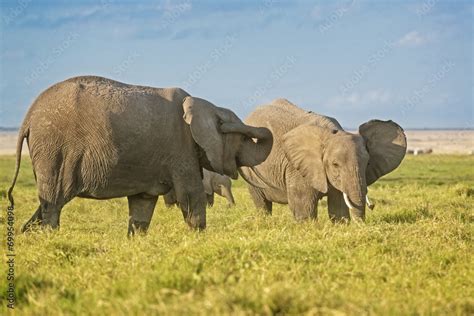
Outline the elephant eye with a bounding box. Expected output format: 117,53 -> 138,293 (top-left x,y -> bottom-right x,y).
332,161 -> 339,167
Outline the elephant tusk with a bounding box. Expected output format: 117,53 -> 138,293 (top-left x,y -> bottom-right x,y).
366,196 -> 375,210
343,193 -> 356,210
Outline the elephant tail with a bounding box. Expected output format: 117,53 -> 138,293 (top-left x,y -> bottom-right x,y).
7,125 -> 28,208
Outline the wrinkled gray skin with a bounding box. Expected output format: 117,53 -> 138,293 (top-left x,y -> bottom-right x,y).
164,169 -> 235,208
7,76 -> 272,235
240,99 -> 406,222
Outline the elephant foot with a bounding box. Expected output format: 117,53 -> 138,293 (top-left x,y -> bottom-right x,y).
127,218 -> 150,237
21,205 -> 44,233
21,219 -> 43,233
329,216 -> 351,224
22,221 -> 59,233
185,219 -> 206,231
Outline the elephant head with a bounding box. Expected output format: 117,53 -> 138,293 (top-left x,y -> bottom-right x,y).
282,120 -> 406,221
182,97 -> 273,178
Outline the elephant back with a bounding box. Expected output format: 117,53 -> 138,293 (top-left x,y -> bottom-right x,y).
25,76 -> 191,191
246,98 -> 341,137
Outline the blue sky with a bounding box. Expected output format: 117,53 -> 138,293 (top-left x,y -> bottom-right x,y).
0,0 -> 472,128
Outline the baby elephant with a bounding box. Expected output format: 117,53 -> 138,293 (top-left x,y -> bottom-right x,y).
164,169 -> 235,207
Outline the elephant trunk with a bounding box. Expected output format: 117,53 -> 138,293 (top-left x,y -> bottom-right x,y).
343,192 -> 366,221
343,166 -> 367,221
220,185 -> 235,206
221,122 -> 273,167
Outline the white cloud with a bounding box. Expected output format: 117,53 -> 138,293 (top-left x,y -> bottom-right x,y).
16,2 -> 193,27
396,31 -> 428,47
325,90 -> 391,108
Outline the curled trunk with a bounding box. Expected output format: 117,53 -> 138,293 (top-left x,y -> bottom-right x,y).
221,122 -> 273,167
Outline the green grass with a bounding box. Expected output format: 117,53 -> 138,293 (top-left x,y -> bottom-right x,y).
1,155 -> 473,315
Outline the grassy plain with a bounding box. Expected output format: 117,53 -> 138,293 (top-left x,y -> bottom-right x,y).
0,155 -> 473,315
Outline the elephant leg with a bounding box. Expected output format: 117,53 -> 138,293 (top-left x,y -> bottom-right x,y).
21,205 -> 43,233
327,187 -> 350,223
286,171 -> 317,221
33,158 -> 77,230
38,198 -> 65,230
248,185 -> 272,215
173,177 -> 206,230
36,181 -> 70,230
127,194 -> 158,236
220,184 -> 235,207
206,193 -> 215,207
163,190 -> 177,208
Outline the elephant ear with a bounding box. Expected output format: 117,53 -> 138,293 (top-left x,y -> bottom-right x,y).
182,96 -> 224,174
282,125 -> 328,193
359,120 -> 407,185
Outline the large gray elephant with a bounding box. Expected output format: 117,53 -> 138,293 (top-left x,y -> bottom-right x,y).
240,99 -> 406,222
7,76 -> 272,235
164,169 -> 235,207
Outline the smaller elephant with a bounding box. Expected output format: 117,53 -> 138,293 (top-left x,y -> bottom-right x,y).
164,169 -> 235,208
240,99 -> 406,222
